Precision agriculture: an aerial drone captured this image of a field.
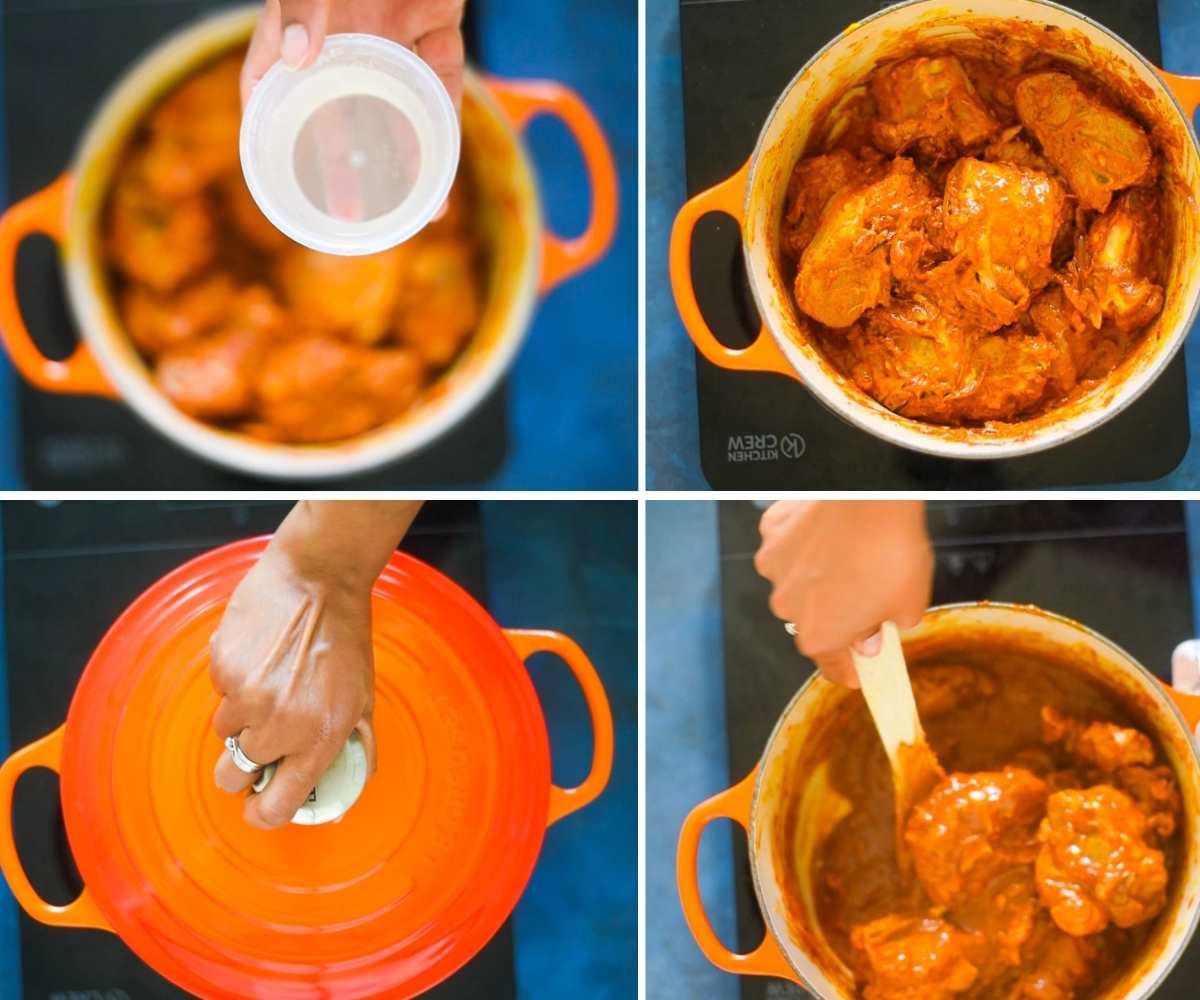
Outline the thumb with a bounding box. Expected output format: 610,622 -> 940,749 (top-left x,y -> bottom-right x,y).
279,0 -> 331,70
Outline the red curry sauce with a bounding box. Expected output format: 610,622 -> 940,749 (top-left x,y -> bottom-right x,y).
798,652 -> 1183,1000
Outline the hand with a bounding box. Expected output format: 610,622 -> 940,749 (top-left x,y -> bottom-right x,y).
754,500 -> 933,688
210,541 -> 378,829
242,0 -> 466,110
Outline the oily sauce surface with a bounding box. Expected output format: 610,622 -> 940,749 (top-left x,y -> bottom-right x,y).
802,653 -> 1183,1000
101,51 -> 483,444
782,47 -> 1168,427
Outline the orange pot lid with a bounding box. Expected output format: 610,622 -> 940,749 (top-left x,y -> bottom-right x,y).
60,537 -> 556,999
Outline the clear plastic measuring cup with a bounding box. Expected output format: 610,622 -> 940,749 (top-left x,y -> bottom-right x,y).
240,33 -> 460,256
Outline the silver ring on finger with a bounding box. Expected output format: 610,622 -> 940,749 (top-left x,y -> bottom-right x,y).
225,735 -> 265,774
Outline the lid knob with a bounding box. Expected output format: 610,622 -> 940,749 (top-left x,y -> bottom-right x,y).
251,731 -> 369,825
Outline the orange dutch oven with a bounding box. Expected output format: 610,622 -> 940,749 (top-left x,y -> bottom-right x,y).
0,7 -> 618,479
0,537 -> 614,998
678,604 -> 1200,999
670,0 -> 1200,459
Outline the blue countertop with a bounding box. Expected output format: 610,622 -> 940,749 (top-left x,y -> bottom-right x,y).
0,0 -> 637,490
647,0 -> 1200,490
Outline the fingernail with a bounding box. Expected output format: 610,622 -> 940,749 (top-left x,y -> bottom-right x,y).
858,632 -> 883,656
281,23 -> 310,69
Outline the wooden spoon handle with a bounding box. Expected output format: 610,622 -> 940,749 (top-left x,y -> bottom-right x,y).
851,621 -> 924,769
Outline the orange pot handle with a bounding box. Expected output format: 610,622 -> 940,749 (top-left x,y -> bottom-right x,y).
669,160 -> 794,378
486,78 -> 618,295
1159,68 -> 1200,119
505,628 -> 614,826
1161,679 -> 1200,735
0,173 -> 115,397
676,767 -> 797,981
0,724 -> 111,931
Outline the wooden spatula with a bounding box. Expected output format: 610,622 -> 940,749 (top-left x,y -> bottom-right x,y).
850,621 -> 945,873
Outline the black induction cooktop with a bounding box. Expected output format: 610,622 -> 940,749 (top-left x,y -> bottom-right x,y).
0,500 -> 516,999
678,0 -> 1190,489
717,498 -> 1197,999
2,0 -> 506,489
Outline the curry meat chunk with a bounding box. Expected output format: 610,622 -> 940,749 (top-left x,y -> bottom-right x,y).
154,286 -> 288,421
219,175 -> 290,253
1012,920 -> 1101,1000
951,326 -> 1062,422
121,272 -> 238,357
906,768 -> 1049,908
253,336 -> 427,444
138,54 -> 242,199
950,868 -> 1040,976
394,239 -> 482,367
1026,286 -> 1110,393
794,158 -> 938,329
985,125 -> 1054,174
1035,785 -> 1168,936
840,300 -> 1060,424
835,298 -> 973,419
1062,189 -> 1164,332
274,246 -> 406,345
940,158 -> 1069,315
781,149 -> 887,260
911,664 -> 998,719
1014,72 -> 1154,213
157,326 -> 268,421
851,914 -> 982,1000
106,172 -> 215,293
1041,707 -> 1155,773
871,55 -> 1001,160
1116,764 -> 1182,843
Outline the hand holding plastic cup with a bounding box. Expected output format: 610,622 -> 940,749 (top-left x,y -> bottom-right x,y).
240,33 -> 460,255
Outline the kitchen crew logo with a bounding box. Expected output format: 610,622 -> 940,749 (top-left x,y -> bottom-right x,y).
727,432 -> 806,463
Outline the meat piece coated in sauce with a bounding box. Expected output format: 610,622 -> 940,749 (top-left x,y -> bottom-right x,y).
273,246 -> 407,345
794,159 -> 938,329
121,272 -> 237,356
253,336 -> 427,444
851,914 -> 983,1000
1014,72 -> 1154,213
1035,785 -> 1168,936
138,54 -> 242,199
871,55 -> 1001,160
939,158 -> 1069,316
906,767 -> 1049,908
1014,920 -> 1100,1000
154,285 -> 288,420
394,239 -> 482,367
781,149 -> 889,260
1062,189 -> 1164,332
1041,706 -> 1155,772
911,664 -> 999,719
106,171 -> 215,293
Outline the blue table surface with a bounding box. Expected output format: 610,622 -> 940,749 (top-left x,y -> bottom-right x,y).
0,500 -> 638,999
0,0 -> 638,490
646,498 -> 1200,999
647,0 -> 1200,490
